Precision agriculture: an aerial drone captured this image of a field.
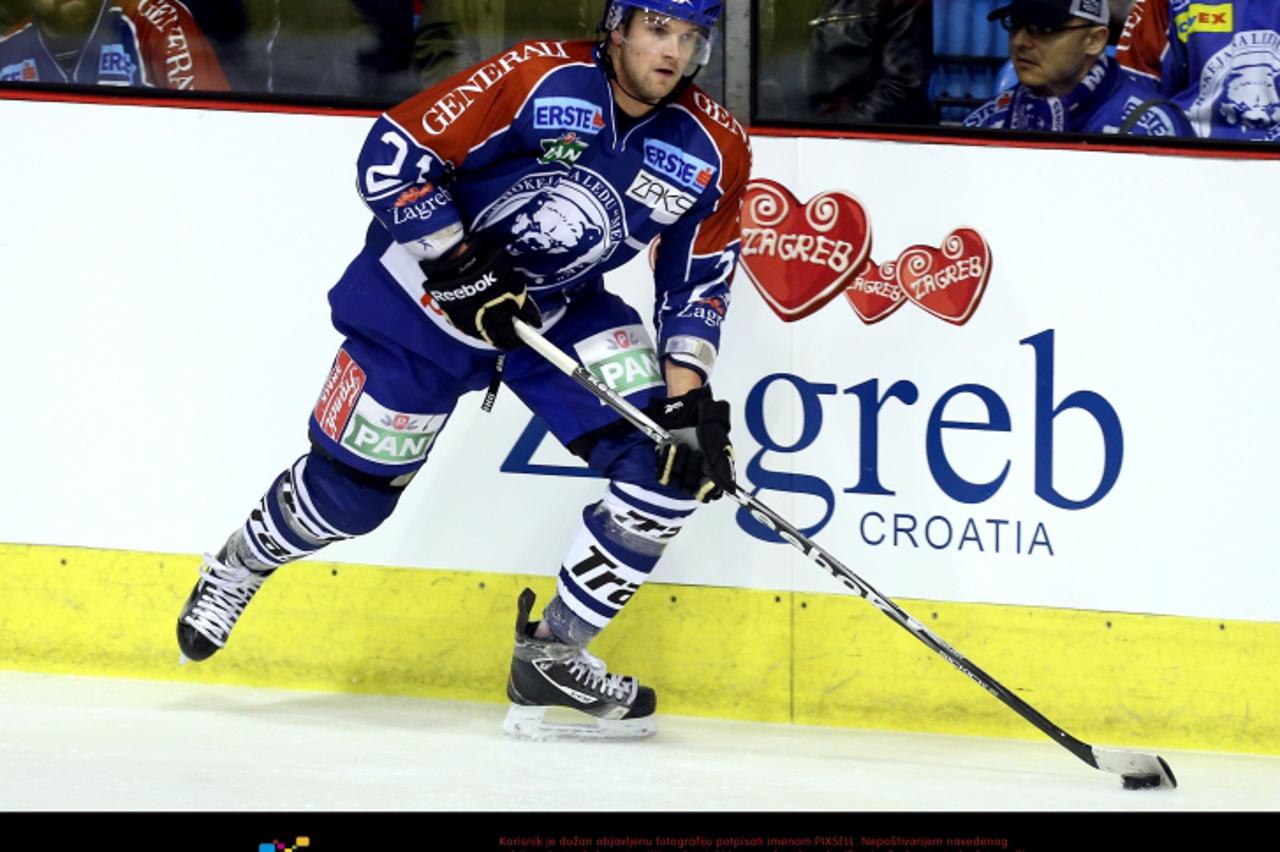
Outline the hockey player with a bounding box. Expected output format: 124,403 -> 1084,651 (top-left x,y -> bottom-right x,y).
1118,0 -> 1280,141
966,0 -> 1192,136
175,0 -> 747,740
0,0 -> 228,90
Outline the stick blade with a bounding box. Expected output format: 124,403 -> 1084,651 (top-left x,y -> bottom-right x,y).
1092,747 -> 1178,789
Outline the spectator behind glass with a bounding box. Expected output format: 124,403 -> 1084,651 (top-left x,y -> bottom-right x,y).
1117,0 -> 1280,141
0,0 -> 228,90
966,0 -> 1191,136
808,0 -> 936,125
413,2 -> 605,86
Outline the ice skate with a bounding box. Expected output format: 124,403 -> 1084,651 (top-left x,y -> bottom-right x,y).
503,588 -> 657,741
176,551 -> 269,663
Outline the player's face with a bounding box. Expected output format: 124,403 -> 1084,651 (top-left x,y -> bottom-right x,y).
1008,20 -> 1108,96
30,0 -> 103,35
611,12 -> 708,106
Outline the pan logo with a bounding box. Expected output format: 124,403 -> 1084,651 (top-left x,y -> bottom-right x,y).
738,178 -> 992,326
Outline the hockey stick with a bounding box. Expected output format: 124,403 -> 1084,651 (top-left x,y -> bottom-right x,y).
512,318 -> 1177,790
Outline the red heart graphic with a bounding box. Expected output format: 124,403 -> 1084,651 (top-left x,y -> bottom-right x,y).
739,178 -> 872,322
844,258 -> 905,325
895,229 -> 992,325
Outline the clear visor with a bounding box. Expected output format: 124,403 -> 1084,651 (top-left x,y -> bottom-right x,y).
620,10 -> 716,76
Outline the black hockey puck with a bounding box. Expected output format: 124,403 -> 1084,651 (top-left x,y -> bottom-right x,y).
1122,773 -> 1162,790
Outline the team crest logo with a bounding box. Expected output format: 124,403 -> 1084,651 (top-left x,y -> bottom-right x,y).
539,132 -> 589,165
473,170 -> 627,287
1187,32 -> 1280,139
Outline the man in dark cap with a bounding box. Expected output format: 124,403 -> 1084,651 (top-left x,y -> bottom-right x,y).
965,0 -> 1192,135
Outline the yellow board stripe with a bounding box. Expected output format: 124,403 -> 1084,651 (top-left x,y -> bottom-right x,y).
1,543 -> 1275,754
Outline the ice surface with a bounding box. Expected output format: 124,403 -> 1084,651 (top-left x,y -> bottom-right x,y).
0,670 -> 1274,812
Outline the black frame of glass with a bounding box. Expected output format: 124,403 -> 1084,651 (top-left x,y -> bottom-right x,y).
1,1 -> 1278,158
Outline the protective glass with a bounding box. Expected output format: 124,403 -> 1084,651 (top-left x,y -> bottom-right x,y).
620,9 -> 716,76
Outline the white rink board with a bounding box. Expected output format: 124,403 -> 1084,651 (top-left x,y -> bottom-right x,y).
0,98 -> 1276,621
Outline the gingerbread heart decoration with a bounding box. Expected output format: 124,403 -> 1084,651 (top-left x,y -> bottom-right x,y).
895,229 -> 992,325
739,178 -> 872,322
845,258 -> 905,325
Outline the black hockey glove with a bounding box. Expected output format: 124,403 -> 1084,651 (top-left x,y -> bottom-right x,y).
419,238 -> 542,351
648,386 -> 735,503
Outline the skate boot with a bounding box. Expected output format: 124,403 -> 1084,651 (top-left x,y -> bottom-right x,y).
503,588 -> 657,741
176,551 -> 270,663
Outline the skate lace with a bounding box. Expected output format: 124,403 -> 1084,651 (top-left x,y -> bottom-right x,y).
567,650 -> 634,703
184,556 -> 266,643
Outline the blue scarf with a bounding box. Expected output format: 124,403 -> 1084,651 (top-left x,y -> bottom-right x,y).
1001,56 -> 1116,132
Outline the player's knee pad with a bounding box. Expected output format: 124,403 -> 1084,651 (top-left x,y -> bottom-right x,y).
554,480 -> 698,632
239,450 -> 406,570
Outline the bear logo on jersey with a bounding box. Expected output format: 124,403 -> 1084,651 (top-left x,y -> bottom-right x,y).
474,170 -> 626,287
1187,32 -> 1280,139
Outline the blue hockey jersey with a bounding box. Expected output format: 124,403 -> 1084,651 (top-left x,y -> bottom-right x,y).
0,1 -> 227,90
964,54 -> 1192,136
353,40 -> 752,379
1118,0 -> 1280,141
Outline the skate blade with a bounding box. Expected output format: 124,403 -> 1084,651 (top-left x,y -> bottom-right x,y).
503,704 -> 657,742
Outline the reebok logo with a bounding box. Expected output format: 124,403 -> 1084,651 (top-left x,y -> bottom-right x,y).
432,271 -> 499,302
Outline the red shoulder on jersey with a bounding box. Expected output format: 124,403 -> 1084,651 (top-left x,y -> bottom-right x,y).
388,40 -> 597,165
123,0 -> 229,91
1116,0 -> 1169,80
676,82 -> 752,196
675,83 -> 752,256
